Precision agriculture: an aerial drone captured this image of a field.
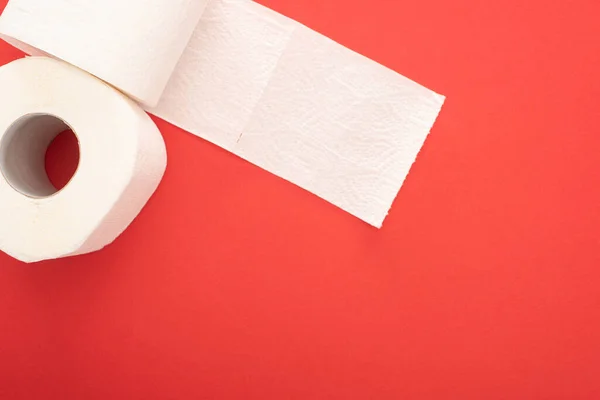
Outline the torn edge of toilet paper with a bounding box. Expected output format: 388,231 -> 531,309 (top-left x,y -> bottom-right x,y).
0,0 -> 445,228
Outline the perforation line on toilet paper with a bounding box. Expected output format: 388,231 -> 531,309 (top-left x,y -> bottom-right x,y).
0,0 -> 445,228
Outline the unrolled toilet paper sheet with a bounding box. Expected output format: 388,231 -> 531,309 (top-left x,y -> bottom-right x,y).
0,0 -> 445,228
150,0 -> 445,227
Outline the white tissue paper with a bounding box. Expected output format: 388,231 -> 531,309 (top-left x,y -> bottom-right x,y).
0,57 -> 167,263
0,0 -> 444,228
0,0 -> 210,107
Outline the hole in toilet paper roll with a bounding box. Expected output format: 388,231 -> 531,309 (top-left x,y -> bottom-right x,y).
0,114 -> 80,199
45,129 -> 80,192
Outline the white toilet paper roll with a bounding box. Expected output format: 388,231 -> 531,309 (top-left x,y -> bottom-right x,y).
0,0 -> 210,107
0,57 -> 167,263
0,0 -> 444,228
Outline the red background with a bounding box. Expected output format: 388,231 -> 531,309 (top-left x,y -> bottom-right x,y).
1,0 -> 600,398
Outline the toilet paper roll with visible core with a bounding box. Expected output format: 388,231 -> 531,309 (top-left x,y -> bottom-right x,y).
0,57 -> 167,263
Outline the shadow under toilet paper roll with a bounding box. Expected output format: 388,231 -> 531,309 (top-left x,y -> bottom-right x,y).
0,56 -> 167,263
